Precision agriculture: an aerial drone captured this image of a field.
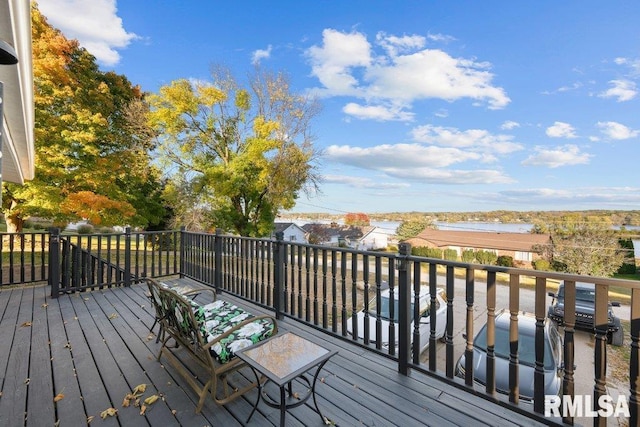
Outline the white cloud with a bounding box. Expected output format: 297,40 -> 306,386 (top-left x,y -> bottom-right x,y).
411,125 -> 523,155
375,32 -> 425,57
501,120 -> 520,130
614,57 -> 640,77
498,187 -> 640,208
599,79 -> 637,102
37,0 -> 138,66
325,142 -> 514,184
434,109 -> 449,118
521,145 -> 591,168
426,33 -> 456,43
323,174 -> 410,189
326,143 -> 480,169
342,103 -> 414,121
546,121 -> 577,138
596,121 -> 639,140
305,29 -> 372,97
306,29 -> 510,121
251,45 -> 272,65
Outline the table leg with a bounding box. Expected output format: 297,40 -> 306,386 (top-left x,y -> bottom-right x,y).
279,385 -> 286,427
245,367 -> 262,424
311,358 -> 331,423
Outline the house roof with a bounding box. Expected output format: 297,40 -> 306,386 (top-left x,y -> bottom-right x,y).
301,223 -> 378,242
273,222 -> 305,234
0,0 -> 34,185
406,228 -> 551,252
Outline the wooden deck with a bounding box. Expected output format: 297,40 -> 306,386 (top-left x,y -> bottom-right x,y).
0,279 -> 552,427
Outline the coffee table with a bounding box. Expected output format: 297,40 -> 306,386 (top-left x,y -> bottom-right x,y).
236,332 -> 338,426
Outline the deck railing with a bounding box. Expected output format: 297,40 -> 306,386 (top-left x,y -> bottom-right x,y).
181,230 -> 640,426
0,231 -> 49,286
3,227 -> 638,425
48,228 -> 180,296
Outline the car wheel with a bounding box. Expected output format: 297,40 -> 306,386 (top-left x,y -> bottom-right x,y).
608,319 -> 624,347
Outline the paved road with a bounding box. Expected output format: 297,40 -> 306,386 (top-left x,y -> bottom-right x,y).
423,277 -> 630,426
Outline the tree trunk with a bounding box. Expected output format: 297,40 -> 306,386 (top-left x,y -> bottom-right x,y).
5,213 -> 24,233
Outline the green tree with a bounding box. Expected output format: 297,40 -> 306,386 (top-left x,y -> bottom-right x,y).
548,215 -> 625,277
2,5 -> 164,232
147,67 -> 321,236
396,219 -> 434,241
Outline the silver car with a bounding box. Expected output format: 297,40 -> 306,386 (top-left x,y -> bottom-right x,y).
455,309 -> 563,403
347,286 -> 447,353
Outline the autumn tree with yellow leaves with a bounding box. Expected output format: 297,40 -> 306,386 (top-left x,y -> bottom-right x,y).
147,67 -> 321,236
1,4 -> 165,232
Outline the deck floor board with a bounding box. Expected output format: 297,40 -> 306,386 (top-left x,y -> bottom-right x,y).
0,281 -> 553,426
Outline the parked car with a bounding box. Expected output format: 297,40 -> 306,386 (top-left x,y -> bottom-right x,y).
346,286 -> 447,354
547,281 -> 624,346
455,310 -> 563,403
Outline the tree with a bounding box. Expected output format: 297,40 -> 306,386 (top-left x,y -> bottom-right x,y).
548,214 -> 625,277
1,5 -> 165,232
396,219 -> 435,241
147,67 -> 321,236
344,213 -> 370,226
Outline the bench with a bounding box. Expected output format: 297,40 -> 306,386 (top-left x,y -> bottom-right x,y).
146,278 -> 278,413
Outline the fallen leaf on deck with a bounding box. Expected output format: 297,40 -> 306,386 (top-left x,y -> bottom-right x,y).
144,395 -> 159,405
53,393 -> 64,402
21,321 -> 32,327
86,415 -> 94,423
132,384 -> 147,397
100,408 -> 117,419
139,405 -> 147,415
122,393 -> 133,407
171,409 -> 176,415
108,313 -> 118,319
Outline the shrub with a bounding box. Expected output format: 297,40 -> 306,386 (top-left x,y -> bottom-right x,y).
475,250 -> 497,265
411,246 -> 443,259
532,259 -> 551,271
77,224 -> 94,234
496,255 -> 514,267
461,249 -> 475,263
618,262 -> 637,275
443,248 -> 458,261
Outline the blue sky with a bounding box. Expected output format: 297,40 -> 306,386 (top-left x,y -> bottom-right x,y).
36,1 -> 640,214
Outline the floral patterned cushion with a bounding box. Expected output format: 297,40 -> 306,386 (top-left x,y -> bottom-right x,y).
197,300 -> 275,364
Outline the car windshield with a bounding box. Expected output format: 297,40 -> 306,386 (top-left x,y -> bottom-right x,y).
473,322 -> 556,370
368,296 -> 420,322
558,285 -> 595,302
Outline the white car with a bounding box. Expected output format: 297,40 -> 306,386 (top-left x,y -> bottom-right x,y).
347,286 -> 447,353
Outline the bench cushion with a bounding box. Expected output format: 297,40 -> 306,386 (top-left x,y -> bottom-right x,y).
195,300 -> 276,364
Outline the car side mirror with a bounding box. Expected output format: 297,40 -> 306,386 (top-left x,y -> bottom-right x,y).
611,301 -> 621,307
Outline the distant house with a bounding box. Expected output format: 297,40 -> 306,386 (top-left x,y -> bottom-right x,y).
272,222 -> 308,243
405,228 -> 551,266
302,223 -> 388,250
